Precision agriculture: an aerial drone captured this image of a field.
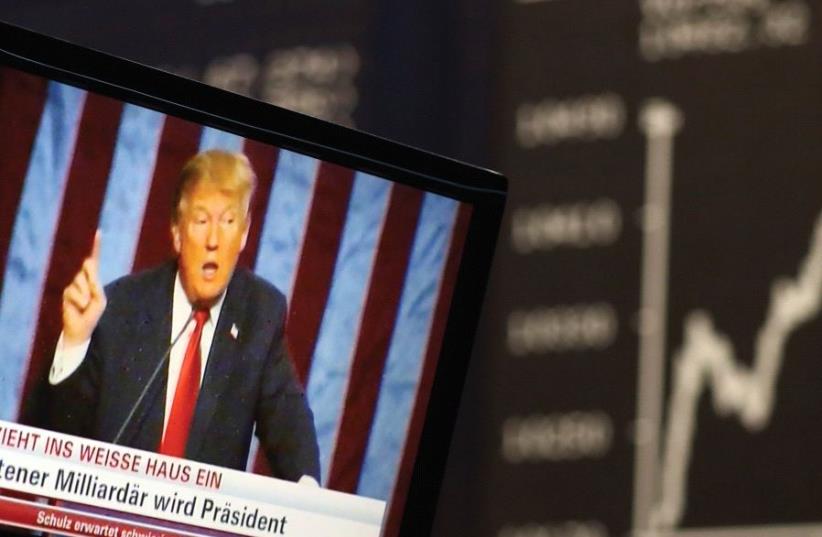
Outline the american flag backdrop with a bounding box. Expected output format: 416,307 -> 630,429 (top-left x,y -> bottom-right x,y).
0,65 -> 471,518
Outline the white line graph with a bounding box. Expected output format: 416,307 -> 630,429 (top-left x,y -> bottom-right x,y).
650,213 -> 822,531
632,99 -> 822,536
633,98 -> 682,535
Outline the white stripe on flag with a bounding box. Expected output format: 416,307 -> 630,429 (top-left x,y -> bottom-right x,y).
254,149 -> 319,299
307,172 -> 392,485
0,82 -> 86,420
199,127 -> 244,153
357,193 -> 458,500
97,105 -> 166,285
246,149 -> 319,472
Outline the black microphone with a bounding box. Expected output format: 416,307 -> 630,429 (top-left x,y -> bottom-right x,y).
111,309 -> 195,446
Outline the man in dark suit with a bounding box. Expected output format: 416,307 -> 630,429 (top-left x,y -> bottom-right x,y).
49,150 -> 320,483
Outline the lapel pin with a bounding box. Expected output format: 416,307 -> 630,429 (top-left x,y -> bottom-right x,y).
230,323 -> 239,340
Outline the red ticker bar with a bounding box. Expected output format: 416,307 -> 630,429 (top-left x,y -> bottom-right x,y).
0,495 -> 200,537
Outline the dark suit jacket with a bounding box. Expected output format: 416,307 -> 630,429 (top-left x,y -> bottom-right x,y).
50,261 -> 320,482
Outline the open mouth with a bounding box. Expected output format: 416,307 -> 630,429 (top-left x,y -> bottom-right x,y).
202,262 -> 219,280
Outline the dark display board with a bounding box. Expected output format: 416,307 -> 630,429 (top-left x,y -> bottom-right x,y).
0,0 -> 370,127
0,0 -> 492,166
483,1 -> 822,537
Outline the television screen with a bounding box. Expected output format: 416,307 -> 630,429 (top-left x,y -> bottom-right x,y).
0,21 -> 505,537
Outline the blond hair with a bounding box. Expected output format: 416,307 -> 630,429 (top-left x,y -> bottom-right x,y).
173,149 -> 257,223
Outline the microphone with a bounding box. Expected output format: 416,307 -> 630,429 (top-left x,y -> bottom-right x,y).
111,309 -> 195,446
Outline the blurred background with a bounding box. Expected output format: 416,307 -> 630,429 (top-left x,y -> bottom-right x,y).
2,2 -> 822,537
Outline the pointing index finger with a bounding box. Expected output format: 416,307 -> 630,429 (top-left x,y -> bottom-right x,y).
91,229 -> 102,263
86,230 -> 103,291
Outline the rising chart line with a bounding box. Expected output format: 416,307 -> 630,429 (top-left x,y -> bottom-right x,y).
650,213 -> 822,531
634,98 -> 683,535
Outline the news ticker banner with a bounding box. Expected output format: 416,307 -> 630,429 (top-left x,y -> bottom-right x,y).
477,1 -> 821,537
0,420 -> 384,537
2,495 -> 220,537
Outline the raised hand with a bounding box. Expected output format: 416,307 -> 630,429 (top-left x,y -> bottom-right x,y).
62,230 -> 107,347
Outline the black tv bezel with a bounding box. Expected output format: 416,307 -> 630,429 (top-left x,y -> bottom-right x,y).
0,20 -> 505,537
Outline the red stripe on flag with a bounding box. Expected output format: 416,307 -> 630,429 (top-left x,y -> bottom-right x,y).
382,203 -> 472,537
287,162 -> 355,385
18,93 -> 124,425
234,139 -> 281,477
239,139 -> 278,269
326,184 -> 424,493
241,140 -> 280,476
0,68 -> 48,290
132,117 -> 201,272
252,161 -> 355,476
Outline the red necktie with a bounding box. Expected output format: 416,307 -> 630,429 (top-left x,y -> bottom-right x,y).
160,309 -> 209,457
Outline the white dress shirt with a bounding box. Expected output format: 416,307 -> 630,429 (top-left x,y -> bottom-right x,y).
49,272 -> 226,437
